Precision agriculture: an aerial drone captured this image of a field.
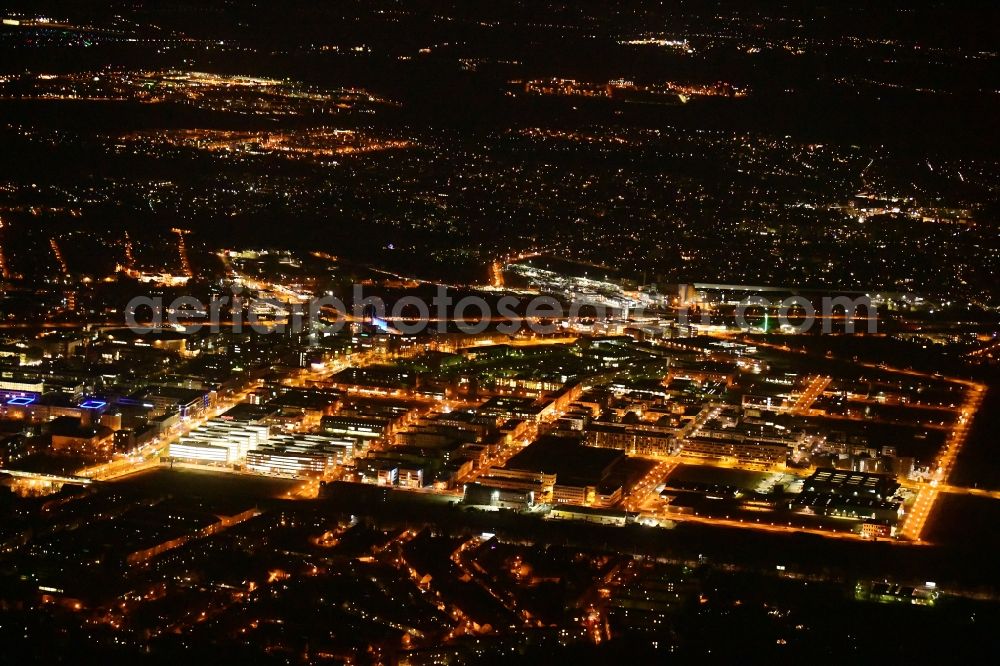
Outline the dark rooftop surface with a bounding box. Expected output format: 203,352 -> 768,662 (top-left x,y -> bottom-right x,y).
504,434 -> 624,484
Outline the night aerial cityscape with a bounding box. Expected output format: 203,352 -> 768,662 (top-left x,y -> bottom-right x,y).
0,0 -> 999,663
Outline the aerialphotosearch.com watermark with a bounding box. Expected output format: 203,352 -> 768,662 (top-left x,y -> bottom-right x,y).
123,284 -> 877,337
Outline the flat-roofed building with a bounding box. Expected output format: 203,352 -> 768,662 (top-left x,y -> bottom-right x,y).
475,467 -> 553,496
0,373 -> 44,394
48,416 -> 114,455
790,492 -> 903,523
548,505 -> 638,526
321,414 -> 392,446
584,422 -> 678,456
266,388 -> 340,427
500,434 -> 627,506
552,483 -> 590,505
476,396 -> 545,422
803,467 -> 899,499
245,434 -> 355,477
679,437 -> 788,465
462,482 -> 535,510
143,386 -> 214,420
168,441 -> 230,464
169,418 -> 271,464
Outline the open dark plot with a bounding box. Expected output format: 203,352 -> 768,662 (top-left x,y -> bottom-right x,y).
108,467 -> 297,500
